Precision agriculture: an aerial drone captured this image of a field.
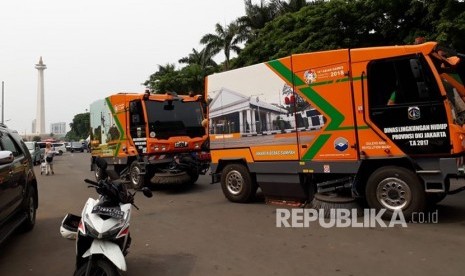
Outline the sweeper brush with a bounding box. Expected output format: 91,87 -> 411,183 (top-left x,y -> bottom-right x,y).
307,176 -> 362,218
309,192 -> 363,218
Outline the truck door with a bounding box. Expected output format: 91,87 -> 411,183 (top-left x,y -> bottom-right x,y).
367,54 -> 449,154
291,52 -> 358,161
129,100 -> 147,154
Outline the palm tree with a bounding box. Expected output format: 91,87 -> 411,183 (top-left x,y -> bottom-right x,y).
289,0 -> 309,10
178,47 -> 218,72
237,0 -> 281,42
178,47 -> 219,93
143,63 -> 177,92
155,63 -> 176,75
272,0 -> 309,15
200,22 -> 242,70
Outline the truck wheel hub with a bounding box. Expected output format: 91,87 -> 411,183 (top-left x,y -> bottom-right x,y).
376,177 -> 411,210
226,170 -> 243,195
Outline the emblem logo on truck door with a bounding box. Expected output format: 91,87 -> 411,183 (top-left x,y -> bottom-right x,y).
408,106 -> 421,120
304,70 -> 317,84
334,137 -> 349,152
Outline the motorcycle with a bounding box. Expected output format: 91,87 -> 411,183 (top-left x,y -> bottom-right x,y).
60,157 -> 153,276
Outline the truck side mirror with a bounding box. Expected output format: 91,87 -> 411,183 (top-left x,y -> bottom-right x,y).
129,102 -> 138,113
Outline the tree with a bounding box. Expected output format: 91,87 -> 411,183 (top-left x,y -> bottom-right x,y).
66,112 -> 90,141
273,0 -> 309,15
144,0 -> 465,87
237,0 -> 281,42
200,22 -> 243,70
179,47 -> 218,70
431,0 -> 465,51
143,63 -> 184,93
178,47 -> 219,92
233,0 -> 465,67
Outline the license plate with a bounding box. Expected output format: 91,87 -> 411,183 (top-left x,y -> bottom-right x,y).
175,141 -> 188,148
92,205 -> 124,219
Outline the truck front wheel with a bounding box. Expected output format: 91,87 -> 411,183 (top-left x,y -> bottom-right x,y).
129,161 -> 145,190
366,166 -> 425,219
221,164 -> 256,203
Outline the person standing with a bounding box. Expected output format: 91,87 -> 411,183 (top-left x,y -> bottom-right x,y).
44,143 -> 55,175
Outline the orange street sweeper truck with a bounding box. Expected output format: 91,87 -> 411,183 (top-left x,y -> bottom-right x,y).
90,91 -> 210,189
207,42 -> 465,218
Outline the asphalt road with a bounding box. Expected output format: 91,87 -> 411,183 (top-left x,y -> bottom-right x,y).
0,152 -> 465,275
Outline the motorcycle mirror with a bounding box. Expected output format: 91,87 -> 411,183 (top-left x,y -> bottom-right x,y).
141,187 -> 153,198
95,157 -> 108,170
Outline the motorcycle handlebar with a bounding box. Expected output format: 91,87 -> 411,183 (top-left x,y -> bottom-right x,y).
84,179 -> 99,186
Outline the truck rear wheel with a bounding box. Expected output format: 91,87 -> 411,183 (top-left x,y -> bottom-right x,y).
221,164 -> 256,203
129,161 -> 145,190
366,166 -> 425,219
187,170 -> 199,185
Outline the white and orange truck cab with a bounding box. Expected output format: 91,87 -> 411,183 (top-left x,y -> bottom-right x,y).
90,91 -> 210,189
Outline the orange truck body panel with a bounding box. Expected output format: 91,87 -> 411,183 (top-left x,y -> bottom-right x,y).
207,42 -> 465,202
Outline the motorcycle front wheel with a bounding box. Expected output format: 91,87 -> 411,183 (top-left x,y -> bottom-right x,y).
74,258 -> 119,276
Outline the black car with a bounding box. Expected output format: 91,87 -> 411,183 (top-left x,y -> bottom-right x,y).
0,124 -> 38,245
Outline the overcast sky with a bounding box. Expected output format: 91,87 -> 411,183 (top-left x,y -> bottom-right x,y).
0,0 -> 248,135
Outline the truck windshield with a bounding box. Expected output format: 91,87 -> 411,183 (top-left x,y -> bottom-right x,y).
145,100 -> 205,139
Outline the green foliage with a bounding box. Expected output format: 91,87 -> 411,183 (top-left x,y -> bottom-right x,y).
233,0 -> 465,67
200,22 -> 243,70
66,112 -> 90,141
143,62 -> 215,94
142,0 -> 465,92
143,63 -> 184,93
32,136 -> 41,142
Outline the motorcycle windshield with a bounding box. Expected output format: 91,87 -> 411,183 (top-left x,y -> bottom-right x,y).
145,100 -> 205,139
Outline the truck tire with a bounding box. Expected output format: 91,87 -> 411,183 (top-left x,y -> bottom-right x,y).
186,169 -> 199,185
221,164 -> 256,203
189,172 -> 199,184
366,166 -> 425,219
129,161 -> 145,190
